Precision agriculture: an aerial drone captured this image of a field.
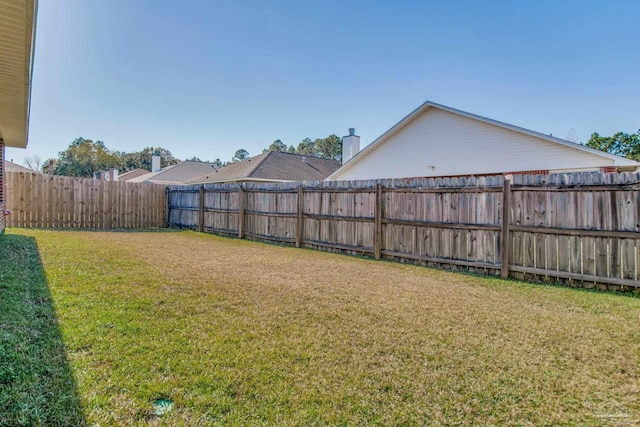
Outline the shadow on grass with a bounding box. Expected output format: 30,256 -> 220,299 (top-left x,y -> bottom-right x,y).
0,234 -> 86,426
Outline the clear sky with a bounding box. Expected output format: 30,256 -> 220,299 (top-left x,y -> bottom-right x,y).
7,0 -> 640,166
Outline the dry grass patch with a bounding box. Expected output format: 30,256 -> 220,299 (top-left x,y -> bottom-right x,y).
5,229 -> 640,426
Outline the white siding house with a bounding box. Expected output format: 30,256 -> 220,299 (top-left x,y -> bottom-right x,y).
328,101 -> 638,181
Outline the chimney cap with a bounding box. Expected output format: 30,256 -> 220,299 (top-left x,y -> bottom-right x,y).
348,128 -> 356,136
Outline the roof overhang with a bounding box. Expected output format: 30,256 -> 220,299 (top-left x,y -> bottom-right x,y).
0,0 -> 38,148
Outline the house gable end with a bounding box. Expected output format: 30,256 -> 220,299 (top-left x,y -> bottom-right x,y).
330,103 -> 635,181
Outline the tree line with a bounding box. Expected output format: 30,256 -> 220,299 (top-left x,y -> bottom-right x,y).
208,135 -> 343,166
585,130 -> 640,161
30,138 -> 182,177
27,134 -> 343,177
23,129 -> 638,178
262,135 -> 342,161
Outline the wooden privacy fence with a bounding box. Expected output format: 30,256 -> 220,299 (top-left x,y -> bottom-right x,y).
6,172 -> 166,229
168,172 -> 640,290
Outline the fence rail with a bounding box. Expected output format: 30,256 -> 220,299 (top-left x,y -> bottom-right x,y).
6,172 -> 166,229
168,173 -> 640,290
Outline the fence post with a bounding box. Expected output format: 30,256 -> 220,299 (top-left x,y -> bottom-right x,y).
500,178 -> 511,279
296,185 -> 303,248
374,183 -> 382,260
164,186 -> 170,228
238,185 -> 245,239
198,186 -> 205,233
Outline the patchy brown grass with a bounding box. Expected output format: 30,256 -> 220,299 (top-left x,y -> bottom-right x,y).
6,229 -> 640,426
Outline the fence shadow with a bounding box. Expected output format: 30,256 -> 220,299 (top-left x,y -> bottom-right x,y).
0,234 -> 86,426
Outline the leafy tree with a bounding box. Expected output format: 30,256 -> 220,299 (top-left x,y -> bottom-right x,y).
267,139 -> 287,152
232,149 -> 249,163
257,134 -> 344,162
314,134 -> 342,162
263,135 -> 342,161
296,138 -> 316,156
54,138 -> 123,177
186,156 -> 213,162
212,158 -> 224,167
120,147 -> 179,171
585,130 -> 640,161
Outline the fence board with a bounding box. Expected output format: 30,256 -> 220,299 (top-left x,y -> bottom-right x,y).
6,172 -> 166,229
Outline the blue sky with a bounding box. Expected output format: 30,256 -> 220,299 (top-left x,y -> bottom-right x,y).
8,0 -> 640,165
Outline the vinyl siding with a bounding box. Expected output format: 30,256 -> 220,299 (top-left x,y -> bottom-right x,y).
332,108 -> 615,181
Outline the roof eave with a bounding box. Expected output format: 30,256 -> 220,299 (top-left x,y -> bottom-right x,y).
0,0 -> 38,148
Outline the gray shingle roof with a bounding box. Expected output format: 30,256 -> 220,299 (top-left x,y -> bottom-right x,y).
118,168 -> 149,181
187,152 -> 341,184
130,161 -> 220,184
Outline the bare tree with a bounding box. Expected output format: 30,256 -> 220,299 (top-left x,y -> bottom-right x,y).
566,128 -> 580,143
23,155 -> 44,172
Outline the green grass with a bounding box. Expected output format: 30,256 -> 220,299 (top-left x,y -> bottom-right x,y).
0,233 -> 85,426
2,229 -> 640,426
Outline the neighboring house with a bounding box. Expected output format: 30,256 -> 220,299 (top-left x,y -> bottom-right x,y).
118,168 -> 149,182
5,160 -> 37,174
0,0 -> 37,233
328,101 -> 639,181
129,160 -> 221,185
186,151 -> 341,185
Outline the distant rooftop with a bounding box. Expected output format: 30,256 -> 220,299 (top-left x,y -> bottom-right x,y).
129,161 -> 220,185
5,160 -> 36,173
187,151 -> 341,184
118,168 -> 150,182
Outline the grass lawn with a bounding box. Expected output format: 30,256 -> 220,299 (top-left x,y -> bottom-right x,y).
1,229 -> 639,426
